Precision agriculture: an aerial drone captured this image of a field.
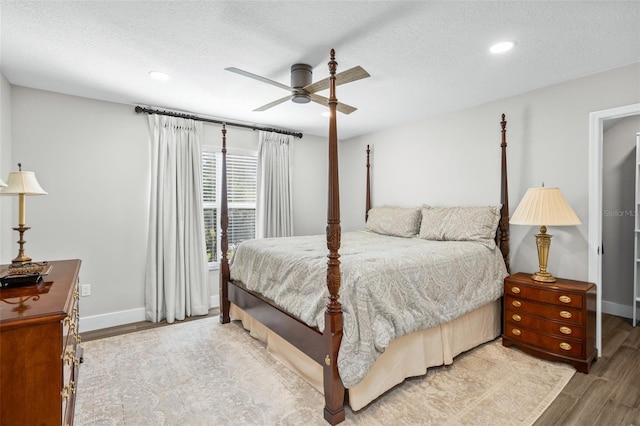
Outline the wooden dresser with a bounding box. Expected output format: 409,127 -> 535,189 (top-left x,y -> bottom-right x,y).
502,272 -> 597,373
0,259 -> 82,425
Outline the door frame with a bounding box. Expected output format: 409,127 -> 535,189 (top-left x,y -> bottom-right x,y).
588,102 -> 640,356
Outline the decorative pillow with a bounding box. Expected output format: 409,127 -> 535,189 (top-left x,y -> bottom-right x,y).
419,205 -> 501,246
365,206 -> 421,238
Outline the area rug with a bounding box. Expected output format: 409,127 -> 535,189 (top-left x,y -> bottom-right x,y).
75,317 -> 575,425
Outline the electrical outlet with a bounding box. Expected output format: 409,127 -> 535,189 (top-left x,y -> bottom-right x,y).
81,284 -> 91,297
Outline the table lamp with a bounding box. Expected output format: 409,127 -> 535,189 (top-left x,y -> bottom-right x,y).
510,186 -> 581,283
0,163 -> 48,265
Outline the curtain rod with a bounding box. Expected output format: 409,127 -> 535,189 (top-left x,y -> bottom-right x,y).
134,106 -> 303,139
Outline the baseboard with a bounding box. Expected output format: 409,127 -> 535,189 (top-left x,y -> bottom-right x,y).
601,300 -> 638,320
79,294 -> 221,333
79,307 -> 146,333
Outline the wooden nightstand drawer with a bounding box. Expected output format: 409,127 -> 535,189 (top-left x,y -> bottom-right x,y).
505,312 -> 585,339
506,295 -> 583,324
505,281 -> 583,308
505,323 -> 583,358
502,273 -> 597,374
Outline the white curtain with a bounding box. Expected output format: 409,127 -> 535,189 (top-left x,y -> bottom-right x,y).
257,131 -> 294,238
145,115 -> 209,323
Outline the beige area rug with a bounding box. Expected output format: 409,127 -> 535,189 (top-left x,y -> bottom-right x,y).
75,316 -> 575,425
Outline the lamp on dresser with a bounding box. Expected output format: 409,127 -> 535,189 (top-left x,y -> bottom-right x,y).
510,186 -> 581,283
0,163 -> 51,286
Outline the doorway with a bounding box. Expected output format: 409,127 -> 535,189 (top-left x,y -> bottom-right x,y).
588,102 -> 640,356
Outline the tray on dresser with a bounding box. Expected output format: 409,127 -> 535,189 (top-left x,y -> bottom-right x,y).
0,263 -> 53,288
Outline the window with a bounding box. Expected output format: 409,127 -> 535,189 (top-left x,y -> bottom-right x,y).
202,148 -> 257,265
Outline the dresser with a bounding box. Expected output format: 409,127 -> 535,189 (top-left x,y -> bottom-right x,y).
0,259 -> 82,425
502,272 -> 597,373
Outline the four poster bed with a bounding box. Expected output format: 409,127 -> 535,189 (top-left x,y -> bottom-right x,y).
219,49 -> 511,425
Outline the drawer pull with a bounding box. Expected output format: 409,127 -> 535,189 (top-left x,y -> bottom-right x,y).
511,328 -> 522,336
559,342 -> 572,351
512,300 -> 522,308
559,326 -> 572,335
512,314 -> 522,322
511,286 -> 521,294
559,310 -> 572,319
559,295 -> 572,304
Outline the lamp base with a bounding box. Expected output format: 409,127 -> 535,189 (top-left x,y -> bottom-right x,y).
531,271 -> 557,283
11,225 -> 32,266
533,226 -> 556,283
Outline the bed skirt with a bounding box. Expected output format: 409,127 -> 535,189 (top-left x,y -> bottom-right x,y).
230,299 -> 501,411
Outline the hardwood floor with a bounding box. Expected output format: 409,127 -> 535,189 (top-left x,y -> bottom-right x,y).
80,312 -> 640,425
534,314 -> 640,426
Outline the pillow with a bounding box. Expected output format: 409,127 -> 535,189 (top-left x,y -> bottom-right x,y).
365,206 -> 421,237
419,205 -> 501,246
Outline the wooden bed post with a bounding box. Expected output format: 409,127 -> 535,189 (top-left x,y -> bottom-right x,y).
365,145 -> 371,222
219,123 -> 231,324
498,114 -> 510,273
323,49 -> 346,425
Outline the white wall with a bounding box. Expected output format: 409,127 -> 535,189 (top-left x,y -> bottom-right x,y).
9,87 -> 150,329
342,62 -> 640,287
0,74 -> 12,263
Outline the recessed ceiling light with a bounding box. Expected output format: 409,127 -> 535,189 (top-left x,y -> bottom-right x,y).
490,41 -> 516,54
149,71 -> 170,81
321,111 -> 331,117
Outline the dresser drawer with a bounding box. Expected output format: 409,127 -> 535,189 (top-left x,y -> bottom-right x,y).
505,281 -> 583,308
505,323 -> 584,358
505,295 -> 583,324
505,311 -> 585,339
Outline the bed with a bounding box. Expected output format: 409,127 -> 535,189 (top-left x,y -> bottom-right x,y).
219,49 -> 511,425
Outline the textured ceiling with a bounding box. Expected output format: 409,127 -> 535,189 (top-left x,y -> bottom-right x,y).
1,1 -> 639,139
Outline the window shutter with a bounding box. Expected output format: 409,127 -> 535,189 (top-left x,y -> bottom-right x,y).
202,149 -> 257,264
228,154 -> 257,204
227,154 -> 257,252
202,151 -> 216,203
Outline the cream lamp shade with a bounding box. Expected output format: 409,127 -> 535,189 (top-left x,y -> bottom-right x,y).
1,170 -> 48,196
510,187 -> 581,283
510,187 -> 581,227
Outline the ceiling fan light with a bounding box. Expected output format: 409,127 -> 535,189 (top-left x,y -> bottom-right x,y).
292,94 -> 311,104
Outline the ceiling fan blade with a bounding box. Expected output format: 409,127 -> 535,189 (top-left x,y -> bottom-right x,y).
303,66 -> 370,94
225,67 -> 293,92
309,93 -> 357,115
253,95 -> 291,112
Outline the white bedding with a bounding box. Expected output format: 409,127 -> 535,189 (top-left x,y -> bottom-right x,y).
230,230 -> 508,388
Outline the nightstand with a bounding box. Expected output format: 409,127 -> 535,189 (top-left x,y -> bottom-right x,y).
501,272 -> 597,373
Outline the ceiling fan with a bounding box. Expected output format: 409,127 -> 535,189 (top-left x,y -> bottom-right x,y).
225,62 -> 370,114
